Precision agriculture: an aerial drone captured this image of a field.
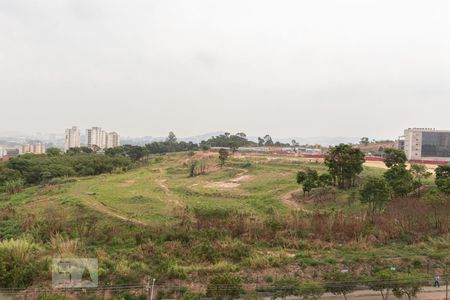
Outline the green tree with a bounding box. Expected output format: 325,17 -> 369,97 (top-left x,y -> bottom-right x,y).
318,173 -> 333,187
324,144 -> 365,189
392,273 -> 427,300
324,270 -> 358,300
263,134 -> 274,146
384,165 -> 414,197
296,169 -> 316,196
106,145 -> 148,162
66,147 -> 93,155
297,280 -> 324,300
435,164 -> 450,193
46,147 -> 61,156
258,137 -> 265,146
365,270 -> 397,300
167,131 -> 177,143
360,177 -> 390,222
218,148 -> 229,168
422,188 -> 446,229
270,277 -> 299,300
409,164 -> 432,197
360,137 -> 370,146
206,273 -> 243,300
383,148 -> 407,168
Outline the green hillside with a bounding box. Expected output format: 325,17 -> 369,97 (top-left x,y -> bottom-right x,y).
0,152 -> 448,292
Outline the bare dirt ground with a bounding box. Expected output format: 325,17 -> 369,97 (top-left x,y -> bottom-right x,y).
116,180 -> 135,187
205,169 -> 254,189
364,160 -> 438,171
235,152 -> 438,172
179,151 -> 218,165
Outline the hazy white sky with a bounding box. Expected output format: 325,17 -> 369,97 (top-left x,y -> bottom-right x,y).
1,0 -> 449,138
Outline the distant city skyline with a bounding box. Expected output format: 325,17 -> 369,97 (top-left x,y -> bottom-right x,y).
2,1 -> 450,138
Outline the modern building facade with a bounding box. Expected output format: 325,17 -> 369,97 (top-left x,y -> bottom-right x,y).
64,126 -> 81,151
402,128 -> 450,162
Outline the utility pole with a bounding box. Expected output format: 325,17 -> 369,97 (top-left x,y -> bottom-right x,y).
150,278 -> 156,300
446,272 -> 448,300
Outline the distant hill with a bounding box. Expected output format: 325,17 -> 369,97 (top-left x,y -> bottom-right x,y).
179,131 -> 226,143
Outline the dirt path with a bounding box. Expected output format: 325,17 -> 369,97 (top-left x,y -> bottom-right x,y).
280,189 -> 312,213
74,179 -> 149,226
155,178 -> 183,207
205,168 -> 254,189
280,189 -> 303,209
84,199 -> 148,226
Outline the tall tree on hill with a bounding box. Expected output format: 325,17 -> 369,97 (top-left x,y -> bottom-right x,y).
263,134 -> 274,146
166,131 -> 177,152
360,137 -> 370,146
167,131 -> 177,143
324,144 -> 365,189
257,137 -> 265,146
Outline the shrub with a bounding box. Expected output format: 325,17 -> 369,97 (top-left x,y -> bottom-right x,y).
206,273 -> 243,300
4,179 -> 25,194
0,239 -> 41,288
270,277 -> 300,300
297,280 -> 324,300
0,219 -> 22,239
193,241 -> 218,263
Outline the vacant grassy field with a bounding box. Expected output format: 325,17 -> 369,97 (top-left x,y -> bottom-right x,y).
0,151 -> 448,290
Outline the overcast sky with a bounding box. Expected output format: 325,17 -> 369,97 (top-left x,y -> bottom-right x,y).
1,0 -> 449,139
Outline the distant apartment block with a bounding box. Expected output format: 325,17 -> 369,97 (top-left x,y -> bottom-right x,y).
86,127 -> 106,149
19,143 -> 46,154
86,127 -> 120,150
106,132 -> 120,148
401,128 -> 450,162
0,147 -> 8,158
64,126 -> 81,151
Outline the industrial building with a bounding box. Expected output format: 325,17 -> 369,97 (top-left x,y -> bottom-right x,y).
401,128 -> 450,162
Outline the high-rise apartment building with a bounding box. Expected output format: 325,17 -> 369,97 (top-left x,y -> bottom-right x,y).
106,132 -> 120,148
64,126 -> 81,151
86,127 -> 107,149
402,128 -> 450,162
